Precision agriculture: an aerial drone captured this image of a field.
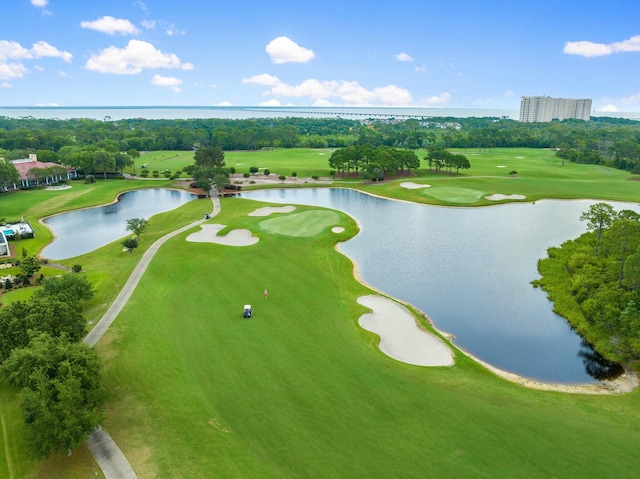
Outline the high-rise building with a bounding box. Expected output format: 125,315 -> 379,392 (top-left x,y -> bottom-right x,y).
519,96 -> 592,122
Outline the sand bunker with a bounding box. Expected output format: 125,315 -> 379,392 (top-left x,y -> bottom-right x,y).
331,226 -> 345,233
358,295 -> 453,367
45,185 -> 72,191
497,165 -> 507,168
248,205 -> 296,216
186,224 -> 258,246
400,182 -> 431,189
485,194 -> 526,201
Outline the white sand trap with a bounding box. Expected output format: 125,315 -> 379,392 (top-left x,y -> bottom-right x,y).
400,182 -> 431,189
248,205 -> 296,216
45,185 -> 72,190
186,224 -> 258,246
516,156 -> 524,159
331,226 -> 345,233
485,193 -> 526,201
497,165 -> 507,168
358,295 -> 453,367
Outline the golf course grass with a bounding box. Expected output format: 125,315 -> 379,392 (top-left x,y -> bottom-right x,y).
2,147 -> 640,478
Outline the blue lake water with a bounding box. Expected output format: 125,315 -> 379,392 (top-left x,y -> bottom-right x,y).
42,188 -> 196,260
239,188 -> 640,384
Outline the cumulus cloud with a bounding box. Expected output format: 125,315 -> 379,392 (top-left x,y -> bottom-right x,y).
598,104 -> 619,112
266,37 -> 315,64
152,74 -> 182,92
422,91 -> 452,106
622,92 -> 640,104
396,53 -> 414,62
564,35 -> 640,57
31,0 -> 48,7
81,16 -> 140,35
31,41 -> 72,62
242,74 -> 414,106
242,73 -> 281,86
85,39 -> 192,74
0,40 -> 72,80
1,81 -> 11,88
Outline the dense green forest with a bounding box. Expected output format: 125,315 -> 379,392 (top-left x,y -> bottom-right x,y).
0,115 -> 638,174
535,204 -> 640,369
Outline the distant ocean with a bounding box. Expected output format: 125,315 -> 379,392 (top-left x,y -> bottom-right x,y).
0,106 -> 638,121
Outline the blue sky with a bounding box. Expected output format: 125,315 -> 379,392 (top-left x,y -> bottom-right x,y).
1,0 -> 639,112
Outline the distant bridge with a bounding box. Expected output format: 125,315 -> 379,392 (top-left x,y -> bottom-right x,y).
243,108 -> 433,120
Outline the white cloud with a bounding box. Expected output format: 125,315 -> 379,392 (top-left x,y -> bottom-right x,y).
0,40 -> 72,80
622,92 -> 640,104
260,99 -> 281,106
266,37 -> 315,64
564,35 -> 640,57
396,53 -> 414,62
81,16 -> 140,35
505,89 -> 515,97
242,73 -> 281,86
135,1 -> 149,13
415,65 -> 427,72
152,74 -> 182,92
31,0 -> 48,7
598,104 -> 619,112
210,83 -> 218,88
422,92 -> 452,106
1,81 -> 11,88
36,102 -> 59,106
85,40 -> 191,74
217,101 -> 232,106
31,41 -> 72,63
141,20 -> 156,29
243,74 -> 414,106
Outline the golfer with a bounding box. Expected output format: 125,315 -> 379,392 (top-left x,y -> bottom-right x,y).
264,289 -> 268,299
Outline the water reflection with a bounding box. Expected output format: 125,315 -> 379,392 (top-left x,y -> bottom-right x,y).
239,188 -> 640,384
578,340 -> 624,380
43,188 -> 195,260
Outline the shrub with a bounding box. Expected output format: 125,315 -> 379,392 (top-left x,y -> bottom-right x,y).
279,175 -> 286,181
229,167 -> 236,174
509,170 -> 518,175
292,172 -> 297,177
250,180 -> 256,184
243,173 -> 250,178
249,166 -> 259,174
312,175 -> 319,180
72,264 -> 82,273
140,170 -> 149,178
263,169 -> 270,176
85,174 -> 95,184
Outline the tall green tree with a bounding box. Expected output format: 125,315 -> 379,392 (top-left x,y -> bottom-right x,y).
579,202 -> 616,254
194,146 -> 225,169
1,333 -> 104,458
125,218 -> 149,240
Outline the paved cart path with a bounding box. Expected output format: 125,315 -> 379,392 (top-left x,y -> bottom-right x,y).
84,197 -> 219,478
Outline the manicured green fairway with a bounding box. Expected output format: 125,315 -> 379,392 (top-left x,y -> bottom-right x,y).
79,198 -> 640,479
2,150 -> 640,478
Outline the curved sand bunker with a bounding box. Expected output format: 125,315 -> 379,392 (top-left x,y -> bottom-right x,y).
331,226 -> 345,233
358,295 -> 454,367
186,224 -> 258,246
485,194 -> 526,201
248,205 -> 296,216
400,182 -> 431,189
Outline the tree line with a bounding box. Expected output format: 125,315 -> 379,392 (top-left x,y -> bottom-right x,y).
0,274 -> 104,458
1,115 -> 638,174
535,203 -> 640,369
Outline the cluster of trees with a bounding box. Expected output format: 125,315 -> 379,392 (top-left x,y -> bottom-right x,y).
0,274 -> 104,458
536,203 -> 640,368
424,147 -> 471,173
328,145 -> 420,179
1,115 -> 638,176
183,146 -> 230,193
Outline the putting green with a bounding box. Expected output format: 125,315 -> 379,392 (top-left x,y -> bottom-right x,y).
420,186 -> 484,203
259,210 -> 341,237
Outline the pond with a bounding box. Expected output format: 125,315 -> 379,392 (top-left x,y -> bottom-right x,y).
42,188 -> 196,260
239,188 -> 640,384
